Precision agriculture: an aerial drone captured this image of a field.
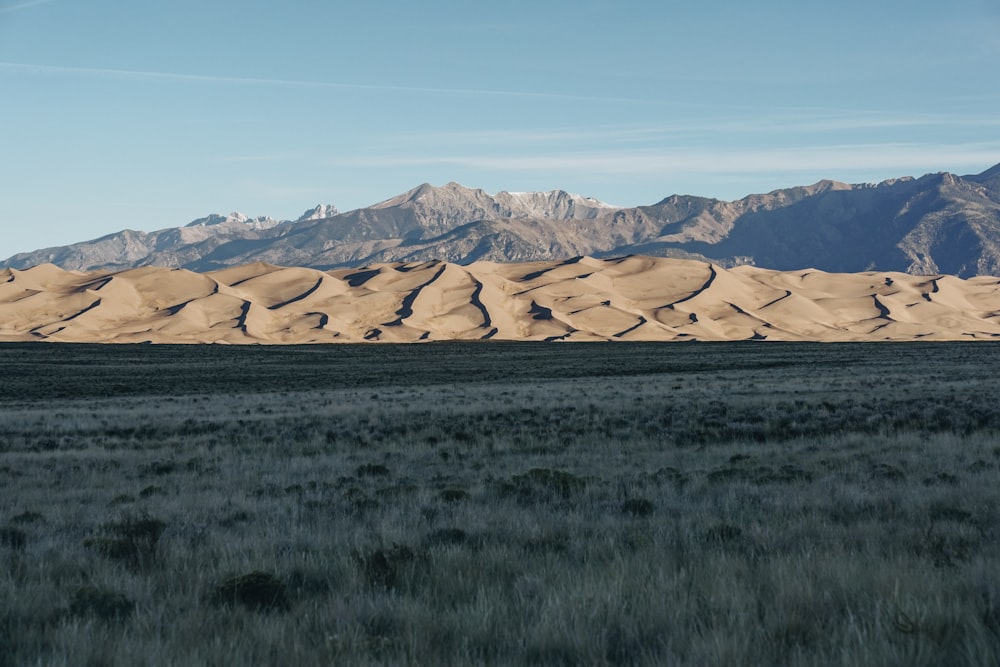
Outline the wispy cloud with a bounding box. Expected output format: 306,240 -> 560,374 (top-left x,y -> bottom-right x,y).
331,142 -> 1000,178
725,111 -> 1000,134
0,61 -> 660,104
0,0 -> 54,14
208,153 -> 299,164
384,112 -> 1000,149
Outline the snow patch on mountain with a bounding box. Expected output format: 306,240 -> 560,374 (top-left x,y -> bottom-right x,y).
296,204 -> 340,221
185,212 -> 281,230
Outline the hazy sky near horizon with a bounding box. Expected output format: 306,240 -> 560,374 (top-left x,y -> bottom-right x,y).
2,0 -> 999,257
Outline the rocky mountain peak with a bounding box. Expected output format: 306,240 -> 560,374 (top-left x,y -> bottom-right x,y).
185,213 -> 244,227
184,212 -> 280,230
296,204 -> 340,222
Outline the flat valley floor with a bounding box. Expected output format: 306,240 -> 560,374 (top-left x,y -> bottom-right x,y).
1,342 -> 999,665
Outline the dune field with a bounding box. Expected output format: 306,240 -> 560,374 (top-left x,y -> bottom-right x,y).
3,255 -> 1000,343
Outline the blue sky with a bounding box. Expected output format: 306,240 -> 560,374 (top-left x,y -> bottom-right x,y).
2,0 -> 999,258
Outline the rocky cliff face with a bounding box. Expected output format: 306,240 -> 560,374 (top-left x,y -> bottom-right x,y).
5,164 -> 1000,276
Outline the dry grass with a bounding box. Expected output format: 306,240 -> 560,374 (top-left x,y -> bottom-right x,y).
1,342 -> 999,665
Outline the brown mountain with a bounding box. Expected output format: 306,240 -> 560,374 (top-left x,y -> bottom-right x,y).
4,164 -> 1000,276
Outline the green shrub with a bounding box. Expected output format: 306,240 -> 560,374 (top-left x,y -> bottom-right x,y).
84,514 -> 166,570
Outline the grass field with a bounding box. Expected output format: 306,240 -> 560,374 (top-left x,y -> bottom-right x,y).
2,341 -> 999,666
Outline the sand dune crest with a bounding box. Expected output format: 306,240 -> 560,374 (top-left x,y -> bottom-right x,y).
3,256 -> 1000,343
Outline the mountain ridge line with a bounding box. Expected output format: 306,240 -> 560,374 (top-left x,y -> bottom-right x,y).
5,162 -> 999,277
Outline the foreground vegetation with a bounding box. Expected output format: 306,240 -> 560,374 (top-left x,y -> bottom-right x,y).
1,341 -> 999,666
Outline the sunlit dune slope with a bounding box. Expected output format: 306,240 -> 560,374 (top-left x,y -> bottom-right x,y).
3,257 -> 1000,343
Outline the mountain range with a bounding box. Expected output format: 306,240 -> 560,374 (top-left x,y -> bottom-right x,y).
5,163 -> 1000,276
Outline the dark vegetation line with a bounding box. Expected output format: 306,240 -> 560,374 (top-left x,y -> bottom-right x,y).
0,340 -> 893,402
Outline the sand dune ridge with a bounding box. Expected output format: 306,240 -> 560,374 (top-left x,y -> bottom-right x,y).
3,257 -> 1000,343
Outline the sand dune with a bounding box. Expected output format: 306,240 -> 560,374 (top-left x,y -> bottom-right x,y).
3,257 -> 1000,343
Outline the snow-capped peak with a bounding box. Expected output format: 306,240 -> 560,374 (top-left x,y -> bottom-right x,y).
185,212 -> 280,230
497,189 -> 615,208
296,204 -> 340,222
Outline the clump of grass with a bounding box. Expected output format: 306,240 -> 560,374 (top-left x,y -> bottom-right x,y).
9,511 -> 43,525
438,487 -> 469,502
357,463 -> 390,477
138,485 -> 163,498
343,487 -> 379,513
915,525 -> 978,568
211,571 -> 290,612
648,466 -> 686,487
704,523 -> 745,544
360,612 -> 404,657
145,460 -> 177,476
219,510 -> 252,527
981,584 -> 1000,636
520,532 -> 570,554
870,462 -> 905,480
352,544 -> 426,590
503,468 -> 587,501
923,472 -> 959,486
0,526 -> 27,550
108,493 -> 135,507
706,467 -> 748,483
423,527 -> 471,548
755,464 -> 813,484
604,624 -> 665,666
375,483 -> 419,499
84,513 -> 166,570
285,569 -> 334,598
620,498 -> 655,517
928,503 -> 973,523
68,586 -> 134,621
